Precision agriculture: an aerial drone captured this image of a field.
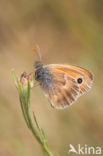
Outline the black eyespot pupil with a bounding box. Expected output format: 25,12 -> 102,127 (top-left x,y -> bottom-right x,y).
77,78 -> 83,84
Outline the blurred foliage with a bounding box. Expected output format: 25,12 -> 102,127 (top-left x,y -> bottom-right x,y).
0,0 -> 103,156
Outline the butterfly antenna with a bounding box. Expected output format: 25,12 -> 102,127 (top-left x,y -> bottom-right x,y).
32,44 -> 42,61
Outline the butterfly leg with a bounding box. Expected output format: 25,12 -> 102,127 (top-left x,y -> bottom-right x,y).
28,72 -> 40,87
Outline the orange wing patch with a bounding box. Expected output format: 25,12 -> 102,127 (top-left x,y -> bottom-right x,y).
50,64 -> 93,80
49,64 -> 93,95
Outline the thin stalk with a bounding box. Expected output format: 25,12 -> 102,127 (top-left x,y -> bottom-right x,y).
12,71 -> 53,156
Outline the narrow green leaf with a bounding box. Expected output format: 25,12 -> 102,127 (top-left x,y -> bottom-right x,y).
12,70 -> 24,96
11,70 -> 18,87
17,83 -> 24,97
41,128 -> 46,140
33,113 -> 41,132
26,81 -> 31,108
19,96 -> 30,128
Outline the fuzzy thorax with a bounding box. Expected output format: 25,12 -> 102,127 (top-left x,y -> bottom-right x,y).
34,61 -> 53,89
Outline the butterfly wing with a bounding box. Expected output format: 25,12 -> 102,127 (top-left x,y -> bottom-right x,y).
42,68 -> 79,109
41,64 -> 93,109
39,64 -> 93,109
49,64 -> 93,95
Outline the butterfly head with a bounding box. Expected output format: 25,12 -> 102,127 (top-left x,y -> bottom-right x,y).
34,61 -> 44,81
34,61 -> 43,69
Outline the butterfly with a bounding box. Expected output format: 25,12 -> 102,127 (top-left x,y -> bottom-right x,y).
33,46 -> 93,109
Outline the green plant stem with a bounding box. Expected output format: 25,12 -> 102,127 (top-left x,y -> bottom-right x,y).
20,95 -> 52,155
12,71 -> 53,156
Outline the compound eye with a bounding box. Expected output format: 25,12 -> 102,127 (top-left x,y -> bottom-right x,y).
77,78 -> 83,84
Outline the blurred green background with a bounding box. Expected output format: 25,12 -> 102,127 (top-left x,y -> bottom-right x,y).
0,0 -> 103,156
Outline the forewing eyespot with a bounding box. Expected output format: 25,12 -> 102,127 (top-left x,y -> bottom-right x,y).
77,78 -> 83,84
